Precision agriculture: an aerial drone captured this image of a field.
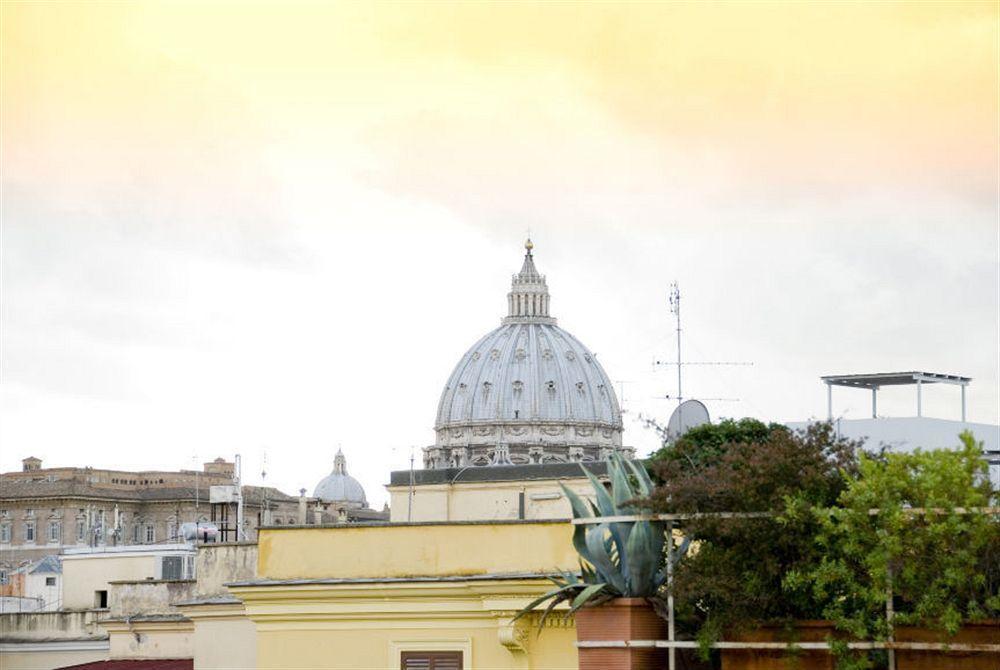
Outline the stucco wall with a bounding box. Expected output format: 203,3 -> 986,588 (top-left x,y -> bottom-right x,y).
387,477 -> 593,522
61,555 -> 158,610
194,544 -> 257,597
0,642 -> 109,670
104,619 -> 193,660
0,609 -> 107,642
256,521 -> 577,580
108,580 -> 196,617
190,608 -> 255,670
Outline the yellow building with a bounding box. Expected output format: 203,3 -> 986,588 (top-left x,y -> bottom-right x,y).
228,520 -> 580,670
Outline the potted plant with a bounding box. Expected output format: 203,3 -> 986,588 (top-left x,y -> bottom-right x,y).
789,431 -> 1000,670
515,452 -> 692,670
644,420 -> 864,669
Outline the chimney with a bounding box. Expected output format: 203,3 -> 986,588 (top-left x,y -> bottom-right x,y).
297,489 -> 307,525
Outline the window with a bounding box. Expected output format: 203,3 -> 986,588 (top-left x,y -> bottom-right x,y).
48,521 -> 60,543
145,524 -> 155,543
45,576 -> 56,586
167,521 -> 177,540
400,652 -> 462,670
0,523 -> 10,544
133,522 -> 142,544
0,569 -> 7,585
25,520 -> 36,542
95,590 -> 108,608
77,519 -> 86,542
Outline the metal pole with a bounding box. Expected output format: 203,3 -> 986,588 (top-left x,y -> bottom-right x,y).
827,383 -> 833,421
666,521 -> 676,670
916,380 -> 922,417
961,384 -> 967,422
886,565 -> 896,670
872,387 -> 877,418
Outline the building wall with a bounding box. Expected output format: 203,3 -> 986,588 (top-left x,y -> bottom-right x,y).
233,522 -> 580,670
108,580 -> 196,617
61,554 -> 159,609
257,521 -> 578,580
387,477 -> 593,523
183,603 -> 256,670
24,572 -> 60,611
103,619 -> 194,660
193,543 -> 257,597
0,641 -> 109,670
0,609 -> 109,670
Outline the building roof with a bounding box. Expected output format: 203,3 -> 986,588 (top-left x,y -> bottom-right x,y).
57,660 -> 193,670
28,555 -> 61,574
389,460 -> 609,487
0,479 -> 295,504
821,371 -> 971,389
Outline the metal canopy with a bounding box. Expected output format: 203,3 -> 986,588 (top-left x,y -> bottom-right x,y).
822,371 -> 971,390
821,371 -> 971,421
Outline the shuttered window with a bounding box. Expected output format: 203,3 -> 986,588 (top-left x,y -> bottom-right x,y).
400,651 -> 462,670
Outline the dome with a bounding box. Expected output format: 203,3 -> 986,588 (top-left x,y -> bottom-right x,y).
426,240 -> 628,469
313,450 -> 367,508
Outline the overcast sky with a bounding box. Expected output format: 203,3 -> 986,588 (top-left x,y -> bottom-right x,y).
2,2 -> 998,508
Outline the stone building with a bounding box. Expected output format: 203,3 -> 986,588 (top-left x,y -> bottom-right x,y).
427,239 -> 632,468
0,457 -> 300,569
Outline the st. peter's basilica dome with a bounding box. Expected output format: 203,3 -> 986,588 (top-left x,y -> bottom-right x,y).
425,240 -> 629,469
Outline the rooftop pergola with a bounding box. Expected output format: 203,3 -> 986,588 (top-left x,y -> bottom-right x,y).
821,371 -> 971,421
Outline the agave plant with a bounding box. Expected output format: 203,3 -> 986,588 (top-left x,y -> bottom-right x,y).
514,452 -> 691,627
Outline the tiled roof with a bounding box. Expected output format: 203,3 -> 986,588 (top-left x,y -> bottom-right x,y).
56,659 -> 192,670
0,478 -> 295,504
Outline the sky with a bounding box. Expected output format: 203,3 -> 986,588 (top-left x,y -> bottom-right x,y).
2,1 -> 998,508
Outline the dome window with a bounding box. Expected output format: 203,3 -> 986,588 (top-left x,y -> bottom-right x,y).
546,380 -> 556,395
512,380 -> 524,394
482,381 -> 493,396
576,381 -> 586,395
490,349 -> 500,360
565,351 -> 577,361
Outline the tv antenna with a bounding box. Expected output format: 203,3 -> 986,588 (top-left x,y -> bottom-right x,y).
655,281 -> 752,406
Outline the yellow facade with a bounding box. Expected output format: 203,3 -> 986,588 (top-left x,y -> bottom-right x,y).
234,521 -> 581,670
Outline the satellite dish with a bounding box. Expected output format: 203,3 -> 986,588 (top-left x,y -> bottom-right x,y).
666,399 -> 711,442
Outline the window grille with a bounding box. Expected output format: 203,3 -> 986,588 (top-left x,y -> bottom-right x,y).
161,556 -> 183,580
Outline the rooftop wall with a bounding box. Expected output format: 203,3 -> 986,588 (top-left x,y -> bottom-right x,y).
0,609 -> 108,642
108,580 -> 196,617
256,520 -> 576,581
194,543 -> 257,597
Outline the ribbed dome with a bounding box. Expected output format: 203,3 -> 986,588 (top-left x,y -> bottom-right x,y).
426,240 -> 627,469
313,450 -> 367,508
436,323 -> 621,427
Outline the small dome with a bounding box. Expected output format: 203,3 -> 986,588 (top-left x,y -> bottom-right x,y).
313,450 -> 367,508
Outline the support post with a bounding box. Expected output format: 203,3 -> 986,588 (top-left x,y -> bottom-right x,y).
872,387 -> 878,419
961,384 -> 967,422
666,521 -> 676,670
916,379 -> 922,417
826,383 -> 833,421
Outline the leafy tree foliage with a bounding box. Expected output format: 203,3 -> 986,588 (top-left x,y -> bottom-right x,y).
645,421 -> 862,652
786,432 -> 1000,643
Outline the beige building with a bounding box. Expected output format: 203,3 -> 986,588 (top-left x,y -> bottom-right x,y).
0,456 -> 300,571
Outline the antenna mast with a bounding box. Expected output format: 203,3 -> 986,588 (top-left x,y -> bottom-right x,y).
669,282 -> 682,407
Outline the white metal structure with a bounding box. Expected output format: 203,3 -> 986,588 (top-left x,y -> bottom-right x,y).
822,371 -> 971,421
